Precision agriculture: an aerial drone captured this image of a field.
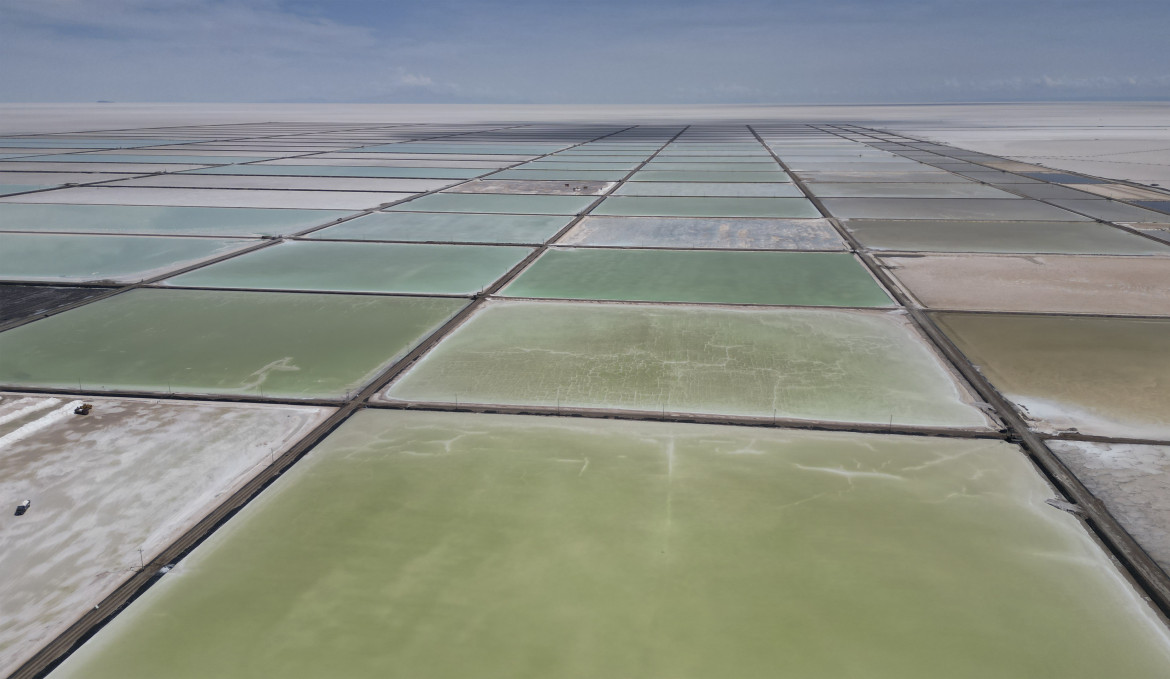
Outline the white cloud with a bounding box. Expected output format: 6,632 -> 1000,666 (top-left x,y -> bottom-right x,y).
942,74 -> 1170,96
0,0 -> 458,101
1,0 -> 1168,103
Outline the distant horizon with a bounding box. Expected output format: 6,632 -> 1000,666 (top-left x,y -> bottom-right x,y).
8,99 -> 1170,107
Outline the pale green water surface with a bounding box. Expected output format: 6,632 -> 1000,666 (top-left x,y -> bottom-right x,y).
167,241 -> 531,294
50,410 -> 1170,679
0,233 -> 256,283
0,289 -> 465,398
558,216 -> 845,250
632,170 -> 789,182
23,154 -> 263,164
642,162 -> 781,170
389,193 -> 596,215
187,165 -> 484,179
614,182 -> 804,197
384,300 -> 988,428
592,196 -> 820,218
846,219 -> 1170,254
490,169 -> 629,181
0,185 -> 51,196
309,212 -> 568,244
503,249 -> 891,306
357,143 -> 565,155
0,204 -> 350,236
517,161 -> 640,170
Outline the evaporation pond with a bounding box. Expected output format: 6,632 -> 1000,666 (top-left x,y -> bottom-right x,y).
593,196 -> 819,218
805,182 -> 1018,199
309,212 -> 568,244
934,313 -> 1170,439
503,249 -> 891,307
387,193 -> 595,215
166,241 -> 532,295
0,204 -> 350,236
357,143 -> 566,155
0,289 -> 465,399
0,233 -> 256,283
491,169 -> 628,182
0,185 -> 50,197
630,170 -> 789,182
613,182 -> 803,197
846,220 -> 1170,254
822,198 -> 1085,221
883,255 -> 1170,315
0,395 -> 331,678
558,216 -> 845,250
187,165 -> 484,180
383,300 -> 989,429
50,410 -> 1170,679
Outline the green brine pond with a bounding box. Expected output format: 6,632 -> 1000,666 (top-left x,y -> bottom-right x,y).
165,241 -> 532,295
502,249 -> 891,307
309,212 -> 569,244
48,411 -> 1170,679
844,219 -> 1168,255
387,193 -> 596,215
383,300 -> 989,429
0,203 -> 351,236
0,233 -> 257,283
557,216 -> 845,250
591,196 -> 820,218
0,289 -> 465,399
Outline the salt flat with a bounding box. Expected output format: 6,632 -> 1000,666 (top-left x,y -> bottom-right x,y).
0,394 -> 332,677
3,102 -> 1166,187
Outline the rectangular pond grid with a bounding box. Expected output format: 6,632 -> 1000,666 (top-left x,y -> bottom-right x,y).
4,119 -> 1170,679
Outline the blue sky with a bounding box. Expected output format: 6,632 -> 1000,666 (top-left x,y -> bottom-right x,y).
1,0 -> 1167,103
